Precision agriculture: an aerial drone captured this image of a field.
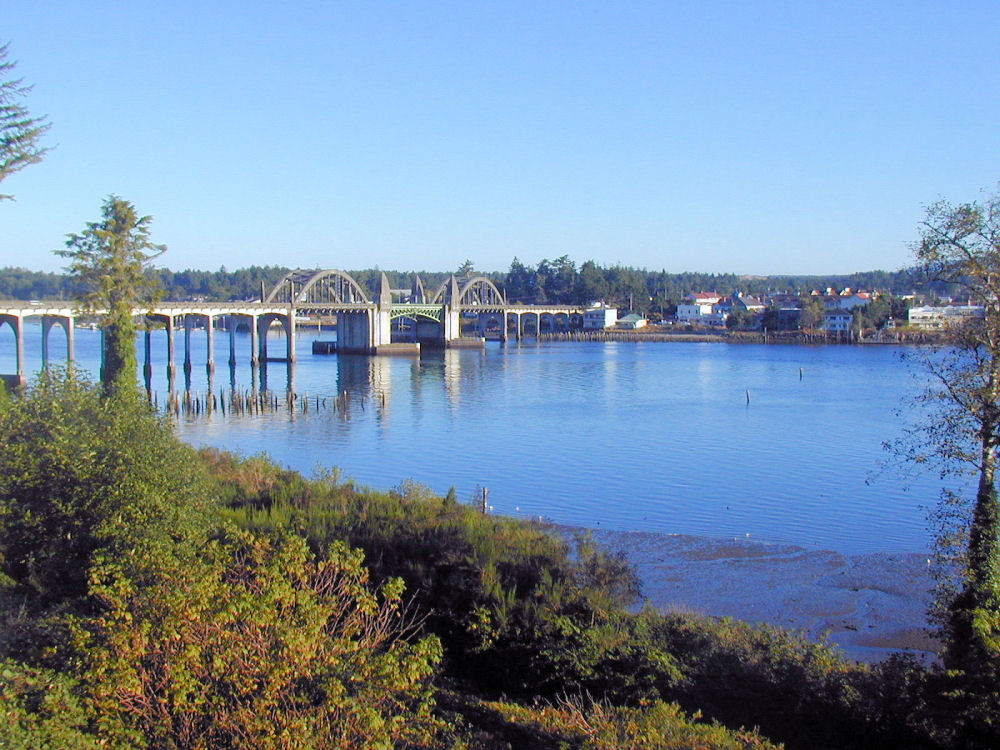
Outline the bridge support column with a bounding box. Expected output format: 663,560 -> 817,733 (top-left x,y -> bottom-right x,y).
257,316 -> 269,362
183,315 -> 193,378
250,314 -> 259,366
442,305 -> 461,344
256,313 -> 295,362
143,328 -> 152,390
337,310 -> 374,354
228,321 -> 237,367
205,314 -> 215,374
41,314 -> 74,370
66,317 -> 75,365
0,314 -> 25,389
166,316 -> 176,383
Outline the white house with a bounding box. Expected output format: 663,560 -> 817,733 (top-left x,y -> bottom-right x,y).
583,304 -> 619,329
617,313 -> 648,329
691,292 -> 721,305
733,293 -> 765,313
676,302 -> 714,322
837,292 -> 872,310
823,309 -> 853,332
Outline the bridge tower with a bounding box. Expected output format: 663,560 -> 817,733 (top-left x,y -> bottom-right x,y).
336,272 -> 394,354
441,275 -> 462,342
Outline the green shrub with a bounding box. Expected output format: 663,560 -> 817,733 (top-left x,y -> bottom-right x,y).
79,526 -> 445,749
0,370 -> 211,607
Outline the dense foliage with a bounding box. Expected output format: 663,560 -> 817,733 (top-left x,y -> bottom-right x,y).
0,373 -> 444,749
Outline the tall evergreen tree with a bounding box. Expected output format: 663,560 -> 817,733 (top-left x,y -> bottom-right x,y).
0,42 -> 50,200
57,196 -> 164,395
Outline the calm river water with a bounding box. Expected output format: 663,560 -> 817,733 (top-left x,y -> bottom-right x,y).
3,324 -> 960,555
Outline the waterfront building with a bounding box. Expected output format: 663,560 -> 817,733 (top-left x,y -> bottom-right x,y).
583,304 -> 619,329
617,313 -> 648,329
823,309 -> 853,332
908,304 -> 985,329
676,302 -> 713,322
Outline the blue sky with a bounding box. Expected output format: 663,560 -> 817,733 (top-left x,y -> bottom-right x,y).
3,1 -> 999,275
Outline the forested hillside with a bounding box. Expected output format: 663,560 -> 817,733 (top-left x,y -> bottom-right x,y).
0,259 -> 932,310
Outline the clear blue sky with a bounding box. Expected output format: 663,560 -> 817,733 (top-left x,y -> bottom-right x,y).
3,1 -> 999,275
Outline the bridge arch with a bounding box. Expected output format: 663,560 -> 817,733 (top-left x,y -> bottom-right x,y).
265,269 -> 371,305
429,275 -> 505,306
459,276 -> 505,306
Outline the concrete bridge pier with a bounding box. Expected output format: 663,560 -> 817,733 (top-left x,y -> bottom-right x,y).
442,305 -> 461,343
0,314 -> 25,389
337,310 -> 367,353
250,314 -> 259,367
228,319 -> 239,367
183,315 -> 194,378
143,328 -> 153,391
166,316 -> 177,383
41,314 -> 74,370
205,314 -> 215,375
180,313 -> 215,377
256,313 -> 295,363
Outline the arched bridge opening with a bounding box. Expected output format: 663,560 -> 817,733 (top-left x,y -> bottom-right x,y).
389,306 -> 444,345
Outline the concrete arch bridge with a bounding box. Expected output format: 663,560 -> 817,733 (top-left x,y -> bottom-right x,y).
0,269 -> 585,387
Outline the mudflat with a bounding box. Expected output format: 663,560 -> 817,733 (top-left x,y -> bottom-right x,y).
582,528 -> 938,663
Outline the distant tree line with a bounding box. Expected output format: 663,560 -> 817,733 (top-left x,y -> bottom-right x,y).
0,257 -> 957,308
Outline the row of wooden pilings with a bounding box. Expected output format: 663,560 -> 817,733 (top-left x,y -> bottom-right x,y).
151,387 -> 388,418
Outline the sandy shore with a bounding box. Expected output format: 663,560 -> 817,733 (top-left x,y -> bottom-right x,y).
577,528 -> 938,664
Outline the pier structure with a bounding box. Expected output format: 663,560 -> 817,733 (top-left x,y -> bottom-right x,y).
0,269 -> 585,387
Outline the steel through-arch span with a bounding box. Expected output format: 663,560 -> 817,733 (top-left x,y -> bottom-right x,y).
0,269 -> 586,386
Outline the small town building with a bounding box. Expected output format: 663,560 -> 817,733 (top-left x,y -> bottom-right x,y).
583,304 -> 619,329
676,302 -> 714,322
774,307 -> 801,329
733,293 -> 765,313
617,313 -> 648,329
691,292 -> 722,305
837,292 -> 872,310
908,305 -> 985,330
823,309 -> 854,332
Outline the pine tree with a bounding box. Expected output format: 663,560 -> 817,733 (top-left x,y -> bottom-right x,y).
0,41 -> 50,199
57,196 -> 164,395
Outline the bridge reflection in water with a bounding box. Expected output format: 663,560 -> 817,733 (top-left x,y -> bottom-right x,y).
0,269 -> 585,389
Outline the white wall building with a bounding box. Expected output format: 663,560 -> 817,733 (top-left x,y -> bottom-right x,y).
908,305 -> 985,330
617,313 -> 648,329
677,302 -> 714,322
823,309 -> 853,332
583,305 -> 619,329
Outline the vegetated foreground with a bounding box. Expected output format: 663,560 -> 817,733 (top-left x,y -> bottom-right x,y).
0,372 -> 982,749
